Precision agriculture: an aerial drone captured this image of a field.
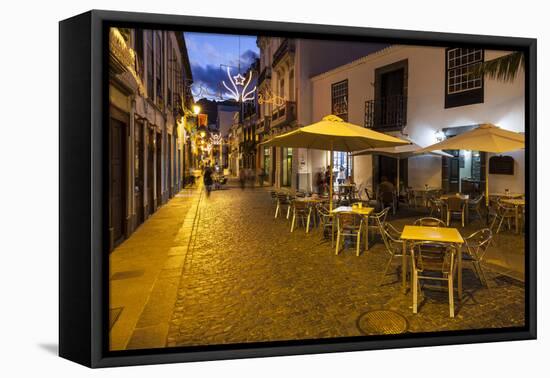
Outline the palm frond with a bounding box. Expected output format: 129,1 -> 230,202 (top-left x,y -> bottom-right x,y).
474,51 -> 524,83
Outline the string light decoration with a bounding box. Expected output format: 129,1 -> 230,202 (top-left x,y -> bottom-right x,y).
257,88 -> 287,107
211,133 -> 222,145
222,66 -> 257,102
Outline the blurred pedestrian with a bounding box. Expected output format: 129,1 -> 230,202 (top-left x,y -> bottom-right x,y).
203,164 -> 213,196
239,168 -> 246,190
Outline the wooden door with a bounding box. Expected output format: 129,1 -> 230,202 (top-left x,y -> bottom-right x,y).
156,132 -> 162,206
110,117 -> 126,247
134,121 -> 144,225
442,150 -> 460,193
147,128 -> 154,215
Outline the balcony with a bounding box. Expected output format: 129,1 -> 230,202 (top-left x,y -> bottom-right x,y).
255,117 -> 271,135
109,28 -> 146,95
365,95 -> 407,131
272,39 -> 295,68
271,101 -> 297,129
258,67 -> 271,86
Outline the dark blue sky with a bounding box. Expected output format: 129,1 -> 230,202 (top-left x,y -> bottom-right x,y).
184,32 -> 259,101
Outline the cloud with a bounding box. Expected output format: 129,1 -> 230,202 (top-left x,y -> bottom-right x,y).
190,64 -> 228,98
240,49 -> 258,66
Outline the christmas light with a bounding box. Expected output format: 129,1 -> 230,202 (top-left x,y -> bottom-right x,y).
222,66 -> 257,102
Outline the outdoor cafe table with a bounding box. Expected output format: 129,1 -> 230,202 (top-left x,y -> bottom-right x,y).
331,205 -> 374,254
400,225 -> 465,299
501,198 -> 526,233
490,192 -> 524,199
412,187 -> 441,207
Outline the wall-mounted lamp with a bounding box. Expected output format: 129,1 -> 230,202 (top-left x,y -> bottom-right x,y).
435,129 -> 445,142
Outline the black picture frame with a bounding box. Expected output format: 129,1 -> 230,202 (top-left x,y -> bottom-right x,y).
59,9 -> 537,368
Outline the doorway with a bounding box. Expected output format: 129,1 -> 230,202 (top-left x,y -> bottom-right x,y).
110,116 -> 126,248
442,150 -> 484,194
281,147 -> 292,187
156,132 -> 162,207
147,128 -> 154,216
373,155 -> 408,193
134,120 -> 144,226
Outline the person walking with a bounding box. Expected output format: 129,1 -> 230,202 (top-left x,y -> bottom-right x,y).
239,168 -> 246,190
203,164 -> 214,197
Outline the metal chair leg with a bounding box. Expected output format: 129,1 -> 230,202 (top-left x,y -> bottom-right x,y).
412,270 -> 418,314
448,275 -> 455,318
290,211 -> 296,232
356,222 -> 362,257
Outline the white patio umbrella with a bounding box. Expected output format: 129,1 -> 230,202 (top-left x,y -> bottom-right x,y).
262,115 -> 410,210
416,123 -> 525,206
352,143 -> 453,193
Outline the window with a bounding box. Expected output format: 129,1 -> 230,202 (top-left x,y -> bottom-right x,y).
134,29 -> 144,77
146,31 -> 154,99
445,48 -> 484,108
155,32 -> 163,105
331,80 -> 348,121
289,70 -> 294,101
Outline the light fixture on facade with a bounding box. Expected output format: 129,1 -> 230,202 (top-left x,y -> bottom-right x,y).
435,129 -> 445,142
193,105 -> 201,115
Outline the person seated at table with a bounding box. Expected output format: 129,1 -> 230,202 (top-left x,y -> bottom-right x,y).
379,176 -> 395,194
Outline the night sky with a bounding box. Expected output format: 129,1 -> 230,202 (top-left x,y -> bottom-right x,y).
184,32 -> 259,101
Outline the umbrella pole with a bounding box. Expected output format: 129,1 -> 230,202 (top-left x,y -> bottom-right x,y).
486,153 -> 490,223
396,157 -> 400,194
330,142 -> 334,211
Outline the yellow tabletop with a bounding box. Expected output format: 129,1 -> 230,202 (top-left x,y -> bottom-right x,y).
294,197 -> 325,203
490,192 -> 523,198
331,206 -> 374,216
401,225 -> 464,244
441,194 -> 470,201
413,187 -> 440,192
501,198 -> 526,206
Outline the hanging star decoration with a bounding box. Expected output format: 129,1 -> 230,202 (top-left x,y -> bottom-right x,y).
222,66 -> 256,103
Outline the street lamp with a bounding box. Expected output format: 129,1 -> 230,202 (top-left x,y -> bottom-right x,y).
193,105 -> 201,115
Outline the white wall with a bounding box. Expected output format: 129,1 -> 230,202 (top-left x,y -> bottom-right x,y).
310,45 -> 525,193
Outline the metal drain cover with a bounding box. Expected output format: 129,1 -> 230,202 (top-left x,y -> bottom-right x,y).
357,310 -> 409,335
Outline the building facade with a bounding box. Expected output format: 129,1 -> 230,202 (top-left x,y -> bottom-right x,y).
256,37 -> 386,190
309,45 -> 525,195
108,27 -> 194,251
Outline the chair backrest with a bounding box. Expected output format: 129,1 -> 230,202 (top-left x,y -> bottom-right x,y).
292,200 -> 308,210
414,217 -> 446,227
410,241 -> 456,274
464,228 -> 492,261
447,196 -> 464,212
471,194 -> 484,205
269,190 -> 277,199
497,203 -> 515,216
380,223 -> 403,254
364,188 -> 375,200
277,192 -> 289,202
371,207 -> 390,228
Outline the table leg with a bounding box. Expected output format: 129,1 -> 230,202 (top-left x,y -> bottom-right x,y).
402,240 -> 408,293
515,205 -> 519,234
457,243 -> 462,302
365,216 -> 369,251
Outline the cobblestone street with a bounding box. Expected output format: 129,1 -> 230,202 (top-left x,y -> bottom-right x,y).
110,180 -> 525,351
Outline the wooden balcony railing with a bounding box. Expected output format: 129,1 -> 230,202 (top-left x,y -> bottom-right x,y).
365,95 -> 407,131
